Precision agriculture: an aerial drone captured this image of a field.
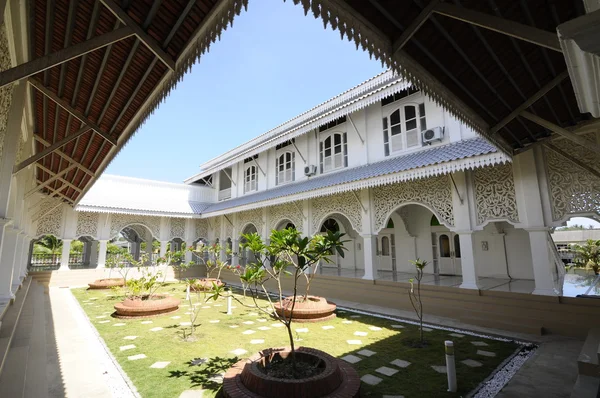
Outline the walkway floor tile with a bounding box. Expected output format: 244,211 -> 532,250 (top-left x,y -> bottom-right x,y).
242,330 -> 255,335
376,366 -> 399,376
390,359 -> 411,368
150,361 -> 171,369
461,359 -> 483,367
209,320 -> 220,323
369,326 -> 382,331
250,339 -> 264,344
123,336 -> 138,340
431,365 -> 447,374
449,333 -> 465,338
347,340 -> 362,345
180,322 -> 192,326
128,354 -> 147,361
271,323 -> 284,328
341,355 -> 362,364
477,350 -> 496,357
141,321 -> 153,324
257,326 -> 270,331
171,316 -> 181,319
231,349 -> 247,356
150,327 -> 163,332
354,331 -> 368,336
113,323 -> 125,327
119,345 -> 136,351
296,328 -> 309,333
322,325 -> 334,330
360,374 -> 382,385
98,320 -> 110,324
472,341 -> 489,347
357,349 -> 376,357
243,321 -> 254,325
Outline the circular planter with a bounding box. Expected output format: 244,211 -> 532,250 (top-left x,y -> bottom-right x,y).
223,347 -> 360,398
88,278 -> 125,289
113,294 -> 180,318
273,296 -> 336,323
189,278 -> 226,292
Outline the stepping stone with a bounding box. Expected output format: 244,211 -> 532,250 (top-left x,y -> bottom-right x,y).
347,340 -> 362,345
422,327 -> 433,332
231,306 -> 237,309
461,359 -> 483,367
350,315 -> 361,318
171,316 -> 181,319
150,327 -> 163,332
368,326 -> 382,331
150,361 -> 171,369
341,355 -> 362,364
202,306 -> 211,309
449,333 -> 465,338
354,331 -> 368,337
128,354 -> 147,361
342,321 -> 353,324
123,336 -> 138,340
98,320 -> 110,324
376,366 -> 399,376
257,319 -> 267,322
390,359 -> 411,368
357,349 -> 376,357
229,325 -> 239,328
257,326 -> 270,331
248,312 -> 259,316
243,321 -> 254,325
360,374 -> 382,386
96,315 -> 106,319
472,341 -> 489,347
250,339 -> 265,344
141,321 -> 153,324
213,304 -> 223,307
477,350 -> 496,357
296,328 -> 309,333
242,330 -> 255,335
209,320 -> 220,323
184,312 -> 192,315
271,323 -> 284,328
113,323 -> 125,327
231,348 -> 247,356
180,322 -> 192,326
179,390 -> 203,398
322,326 -> 334,330
181,304 -> 190,307
431,365 -> 447,374
119,344 -> 136,351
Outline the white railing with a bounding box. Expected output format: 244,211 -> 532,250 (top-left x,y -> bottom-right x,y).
218,188 -> 231,201
547,232 -> 566,296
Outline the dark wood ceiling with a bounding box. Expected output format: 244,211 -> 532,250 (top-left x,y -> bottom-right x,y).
29,0 -> 219,203
345,0 -> 587,150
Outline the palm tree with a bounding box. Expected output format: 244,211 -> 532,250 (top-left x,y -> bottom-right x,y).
34,235 -> 63,255
573,239 -> 600,275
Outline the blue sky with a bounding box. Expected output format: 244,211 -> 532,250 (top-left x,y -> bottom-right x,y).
105,0 -> 384,182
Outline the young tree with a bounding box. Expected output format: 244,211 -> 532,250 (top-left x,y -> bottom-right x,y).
408,258 -> 429,346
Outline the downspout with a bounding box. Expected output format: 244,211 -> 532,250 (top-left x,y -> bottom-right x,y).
501,230 -> 513,280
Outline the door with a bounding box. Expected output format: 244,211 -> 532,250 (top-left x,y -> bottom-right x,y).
378,234 -> 393,270
436,233 -> 461,275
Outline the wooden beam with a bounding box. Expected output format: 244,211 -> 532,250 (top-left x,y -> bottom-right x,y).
520,111 -> 600,153
13,128 -> 91,173
0,27 -> 134,89
99,0 -> 176,71
28,79 -> 117,146
35,164 -> 82,193
392,0 -> 438,55
434,3 -> 562,52
490,71 -> 569,135
34,135 -> 95,177
545,143 -> 600,180
25,163 -> 78,199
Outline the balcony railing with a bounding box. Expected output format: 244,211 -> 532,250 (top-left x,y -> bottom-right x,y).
218,188 -> 232,201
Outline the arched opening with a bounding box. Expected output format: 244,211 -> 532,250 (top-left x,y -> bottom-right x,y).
108,224 -> 157,266
239,224 -> 258,267
28,235 -> 92,271
317,214 -> 359,277
275,219 -> 296,231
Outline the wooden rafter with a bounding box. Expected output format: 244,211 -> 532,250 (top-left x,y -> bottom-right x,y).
35,164 -> 82,193
520,111 -> 600,153
99,0 -> 176,71
34,136 -> 95,177
25,163 -> 78,199
392,0 -> 438,56
13,127 -> 91,173
434,3 -> 562,52
490,71 -> 569,135
0,27 -> 134,89
28,79 -> 117,146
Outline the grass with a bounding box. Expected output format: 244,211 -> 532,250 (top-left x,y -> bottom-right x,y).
72,284 -> 521,398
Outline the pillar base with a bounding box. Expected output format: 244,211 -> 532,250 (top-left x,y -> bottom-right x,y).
532,287 -> 558,296
58,265 -> 70,272
459,281 -> 481,290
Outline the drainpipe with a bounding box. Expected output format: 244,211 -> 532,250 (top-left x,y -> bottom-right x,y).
501,231 -> 513,280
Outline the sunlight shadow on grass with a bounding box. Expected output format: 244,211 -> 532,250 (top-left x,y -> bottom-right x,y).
168,356 -> 239,393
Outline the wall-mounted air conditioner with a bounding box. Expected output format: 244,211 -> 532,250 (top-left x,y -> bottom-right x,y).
304,165 -> 317,176
422,126 -> 444,145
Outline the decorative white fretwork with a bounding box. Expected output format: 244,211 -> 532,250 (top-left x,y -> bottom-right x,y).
75,212 -> 99,238
195,219 -> 208,240
169,218 -> 185,240
109,214 -> 160,239
373,175 -> 454,232
545,144 -> 600,221
397,207 -> 415,236
473,163 -> 519,225
311,191 -> 362,235
236,209 -> 264,234
212,216 -> 222,241
268,202 -> 304,233
36,200 -> 64,237
0,24 -> 14,158
224,216 -> 233,239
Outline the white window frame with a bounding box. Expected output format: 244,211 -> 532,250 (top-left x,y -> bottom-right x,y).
319,131 -> 347,174
383,101 -> 427,155
244,165 -> 258,193
275,151 -> 295,185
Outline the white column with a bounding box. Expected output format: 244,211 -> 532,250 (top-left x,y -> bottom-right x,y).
11,233 -> 24,288
89,241 -> 99,267
231,238 -> 239,266
160,240 -> 168,257
97,240 -> 108,269
458,232 -> 481,290
185,239 -> 194,263
0,223 -> 17,301
528,229 -> 556,295
19,235 -> 30,279
59,239 -> 72,271
362,234 -> 378,280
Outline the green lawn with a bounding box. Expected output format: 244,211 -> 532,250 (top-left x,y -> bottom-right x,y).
72,284 -> 522,398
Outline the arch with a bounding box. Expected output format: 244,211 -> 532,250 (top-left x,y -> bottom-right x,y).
376,201 -> 451,234
240,222 -> 259,236
274,219 -> 296,231
316,212 -> 358,238
111,222 -> 157,241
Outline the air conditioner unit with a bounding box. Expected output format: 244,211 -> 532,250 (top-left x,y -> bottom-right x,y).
422,126 -> 444,145
304,165 -> 317,176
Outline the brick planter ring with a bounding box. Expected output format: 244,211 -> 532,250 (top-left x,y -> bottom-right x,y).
273,296 -> 336,323
113,295 -> 180,318
88,278 -> 125,289
188,278 -> 226,292
223,347 -> 360,398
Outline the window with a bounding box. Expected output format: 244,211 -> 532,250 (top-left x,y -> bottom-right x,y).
320,132 -> 347,173
439,234 -> 450,257
276,151 -> 295,185
383,103 -> 427,155
244,165 -> 257,193
381,236 -> 390,256
454,234 -> 461,258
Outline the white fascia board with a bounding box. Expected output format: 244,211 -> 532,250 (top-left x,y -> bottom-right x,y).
75,205 -> 201,219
